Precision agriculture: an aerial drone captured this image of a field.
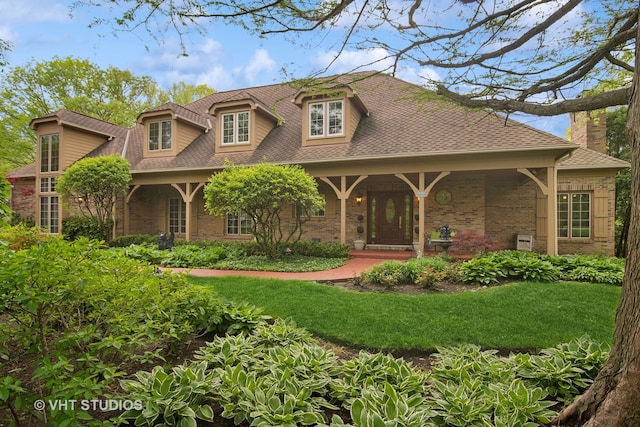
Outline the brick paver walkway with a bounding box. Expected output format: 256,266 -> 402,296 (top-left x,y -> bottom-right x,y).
168,250 -> 414,281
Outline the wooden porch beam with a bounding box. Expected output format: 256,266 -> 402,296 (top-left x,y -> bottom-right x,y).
319,175 -> 368,244
395,172 -> 450,253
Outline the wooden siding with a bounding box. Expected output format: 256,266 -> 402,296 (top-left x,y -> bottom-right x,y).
61,127 -> 108,169
176,122 -> 203,155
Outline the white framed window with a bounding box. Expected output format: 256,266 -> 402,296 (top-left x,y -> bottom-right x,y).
169,198 -> 186,234
40,134 -> 59,173
309,100 -> 343,137
222,111 -> 250,145
312,194 -> 326,217
40,177 -> 57,193
558,192 -> 591,239
39,176 -> 59,233
227,212 -> 253,235
148,120 -> 172,151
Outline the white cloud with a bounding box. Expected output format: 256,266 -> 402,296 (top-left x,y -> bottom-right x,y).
309,46 -> 440,88
0,0 -> 69,25
310,47 -> 392,74
242,49 -> 276,84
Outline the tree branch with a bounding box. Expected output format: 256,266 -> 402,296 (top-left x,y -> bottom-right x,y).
436,85 -> 631,116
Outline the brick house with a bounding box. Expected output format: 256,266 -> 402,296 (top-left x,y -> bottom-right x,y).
6,73 -> 629,255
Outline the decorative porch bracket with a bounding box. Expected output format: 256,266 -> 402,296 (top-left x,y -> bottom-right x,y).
124,185 -> 141,236
395,171 -> 450,253
171,183 -> 206,241
319,175 -> 368,244
516,167 -> 557,255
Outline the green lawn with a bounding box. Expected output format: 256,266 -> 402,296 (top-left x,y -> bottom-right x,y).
190,276 -> 619,352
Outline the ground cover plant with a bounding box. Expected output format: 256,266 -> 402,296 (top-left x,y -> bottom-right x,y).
193,276 -> 618,351
0,233 -> 269,426
458,251 -> 625,286
119,321 -> 609,427
110,236 -> 349,272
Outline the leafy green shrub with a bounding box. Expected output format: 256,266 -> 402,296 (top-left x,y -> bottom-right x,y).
62,216 -> 107,241
361,257 -> 457,288
361,260 -> 409,287
109,233 -> 159,247
0,237 -> 268,425
459,250 -> 622,285
0,224 -> 54,250
459,257 -> 507,285
553,254 -> 625,285
9,212 -> 35,227
159,244 -> 228,268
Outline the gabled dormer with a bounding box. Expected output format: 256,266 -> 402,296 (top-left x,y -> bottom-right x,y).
137,103 -> 210,158
209,92 -> 282,153
293,84 -> 369,147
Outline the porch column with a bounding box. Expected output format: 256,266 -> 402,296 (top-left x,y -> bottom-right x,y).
319,175 -> 368,245
171,182 -> 205,241
547,167 -> 558,255
395,171 -> 450,252
124,185 -> 141,235
517,167 -> 558,255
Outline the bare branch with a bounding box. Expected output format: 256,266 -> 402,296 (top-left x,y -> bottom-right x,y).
437,85 -> 631,116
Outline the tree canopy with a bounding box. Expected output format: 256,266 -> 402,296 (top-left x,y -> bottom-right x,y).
204,161 -> 324,257
0,56 -> 214,173
0,174 -> 11,226
56,155 -> 132,242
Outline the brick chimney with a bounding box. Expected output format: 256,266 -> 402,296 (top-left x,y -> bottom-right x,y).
570,111 -> 607,153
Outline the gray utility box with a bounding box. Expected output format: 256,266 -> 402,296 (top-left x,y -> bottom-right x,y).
516,234 -> 534,252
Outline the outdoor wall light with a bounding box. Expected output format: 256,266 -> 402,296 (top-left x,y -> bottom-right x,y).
355,193 -> 363,205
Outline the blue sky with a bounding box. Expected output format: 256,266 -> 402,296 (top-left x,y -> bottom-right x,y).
0,0 -> 572,137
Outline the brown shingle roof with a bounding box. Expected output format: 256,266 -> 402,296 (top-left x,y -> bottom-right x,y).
17,73 -> 627,177
128,73 -> 576,172
30,109 -> 127,138
559,147 -> 630,170
137,102 -> 210,129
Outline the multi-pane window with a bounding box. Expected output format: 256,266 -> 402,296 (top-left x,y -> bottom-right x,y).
558,193 -> 591,238
40,177 -> 59,233
222,112 -> 250,144
312,194 -> 326,217
169,198 -> 186,234
40,134 -> 59,173
40,177 -> 57,193
40,196 -> 59,233
39,134 -> 59,234
309,101 -> 343,137
227,212 -> 253,235
148,120 -> 172,151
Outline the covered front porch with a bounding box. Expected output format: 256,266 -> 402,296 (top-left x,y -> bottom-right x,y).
120,164 -> 560,255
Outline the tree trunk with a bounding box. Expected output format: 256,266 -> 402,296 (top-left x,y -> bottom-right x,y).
554,11 -> 640,426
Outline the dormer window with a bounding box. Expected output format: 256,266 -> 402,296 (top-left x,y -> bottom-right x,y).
222,111 -> 250,145
309,100 -> 343,137
149,120 -> 172,151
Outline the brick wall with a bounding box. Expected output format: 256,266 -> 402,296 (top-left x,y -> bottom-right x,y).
485,176 -> 537,249
9,177 -> 36,221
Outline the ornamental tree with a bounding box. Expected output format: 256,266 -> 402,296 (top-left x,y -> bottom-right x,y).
56,155 -> 132,242
204,161 -> 324,257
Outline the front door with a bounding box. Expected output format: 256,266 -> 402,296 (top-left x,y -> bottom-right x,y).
367,192 -> 413,245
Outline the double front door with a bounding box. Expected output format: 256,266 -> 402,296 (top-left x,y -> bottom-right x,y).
367,191 -> 414,245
